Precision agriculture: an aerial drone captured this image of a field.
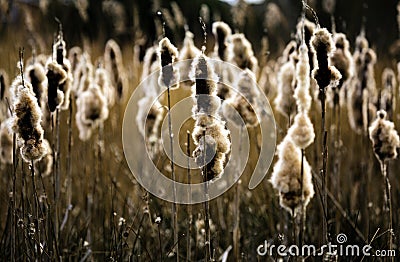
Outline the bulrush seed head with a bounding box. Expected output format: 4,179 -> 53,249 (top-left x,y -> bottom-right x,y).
104,39 -> 126,101
270,136 -> 314,216
158,37 -> 180,89
75,84 -> 109,141
212,21 -> 232,61
46,61 -> 67,112
227,34 -> 259,74
294,44 -> 312,113
368,110 -> 400,163
11,80 -> 47,162
310,28 -> 341,92
191,53 -> 231,181
25,63 -> 46,107
222,69 -> 259,127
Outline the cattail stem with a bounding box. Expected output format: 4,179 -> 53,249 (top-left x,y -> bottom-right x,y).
299,149 -> 305,251
233,127 -> 243,261
11,132 -> 17,262
321,93 -> 328,244
186,131 -> 192,262
31,159 -> 41,260
381,161 -> 393,254
202,130 -> 212,261
167,83 -> 179,261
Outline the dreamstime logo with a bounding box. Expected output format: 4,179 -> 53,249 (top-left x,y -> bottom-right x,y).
122,59 -> 276,204
257,233 -> 396,258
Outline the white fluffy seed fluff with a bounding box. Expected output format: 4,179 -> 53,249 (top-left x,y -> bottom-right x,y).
11,80 -> 47,162
95,67 -> 115,107
191,53 -> 231,181
212,21 -> 232,61
275,51 -> 297,119
104,39 -> 127,101
368,110 -> 400,163
270,136 -> 314,216
179,31 -> 201,84
222,69 -> 260,127
136,96 -> 165,159
294,44 -> 312,113
288,112 -> 315,149
227,33 -> 258,74
25,63 -> 47,107
34,138 -> 53,177
328,33 -> 354,107
75,83 -> 109,141
158,37 -> 180,89
46,60 -> 67,112
74,53 -> 94,95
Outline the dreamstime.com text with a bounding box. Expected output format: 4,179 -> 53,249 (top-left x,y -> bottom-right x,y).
257,234 -> 396,258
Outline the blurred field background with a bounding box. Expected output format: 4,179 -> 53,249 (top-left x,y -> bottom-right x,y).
0,0 -> 400,261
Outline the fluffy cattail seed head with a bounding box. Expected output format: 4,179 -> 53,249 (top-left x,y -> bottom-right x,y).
311,28 -> 341,91
270,136 -> 314,216
222,69 -> 259,127
46,61 -> 67,112
104,39 -> 127,101
212,21 -> 231,61
25,63 -> 46,106
368,110 -> 400,163
288,112 -> 315,149
227,34 -> 258,74
11,80 -> 47,162
158,37 -> 180,89
294,44 -> 312,113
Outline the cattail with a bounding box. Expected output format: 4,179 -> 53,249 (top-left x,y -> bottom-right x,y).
270,136 -> 314,216
136,97 -> 165,158
310,28 -> 341,97
328,33 -> 354,107
74,52 -> 93,95
179,31 -> 200,85
75,84 -> 109,141
231,0 -> 247,31
294,44 -> 312,113
295,19 -> 316,72
222,69 -> 260,127
348,41 -> 377,134
380,68 -> 396,120
94,66 -> 115,107
170,2 -> 186,29
34,139 -> 53,176
369,110 -> 400,163
0,119 -> 13,164
11,79 -> 47,162
274,50 -> 297,119
158,37 -> 180,89
289,44 -> 315,149
25,63 -> 46,107
68,46 -> 82,74
212,22 -> 231,61
190,54 -> 231,181
53,37 -> 73,110
141,45 -> 159,82
227,34 -> 258,74
264,2 -> 285,36
288,112 -> 315,149
46,61 -> 67,112
104,39 -> 127,101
